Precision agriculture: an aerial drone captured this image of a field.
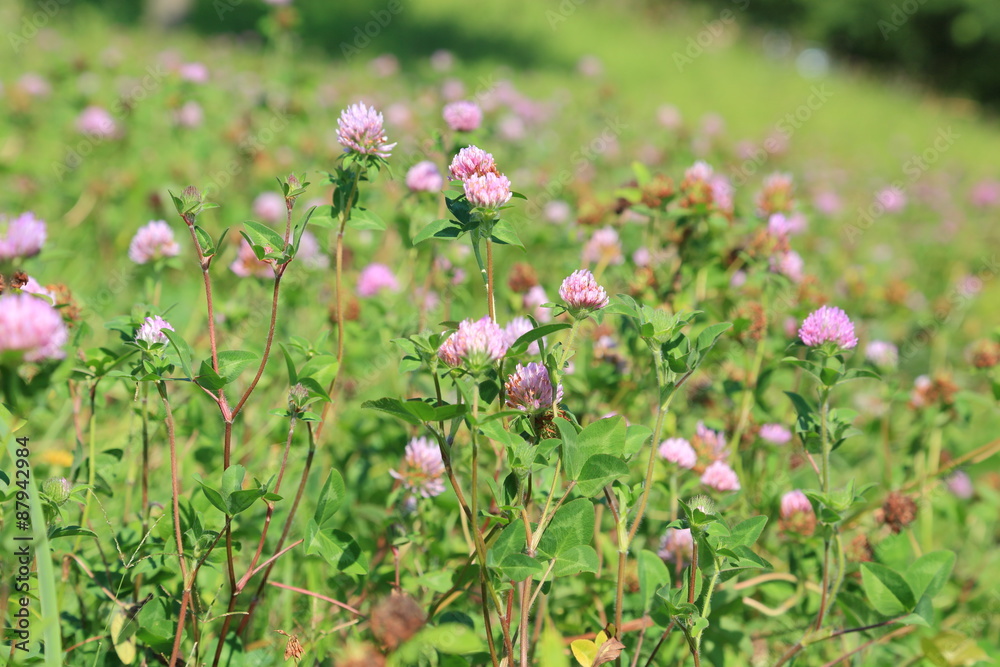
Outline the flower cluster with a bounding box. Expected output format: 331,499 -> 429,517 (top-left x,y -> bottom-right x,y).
135,316 -> 175,347
337,102 -> 396,157
758,423 -> 792,445
658,437 -> 697,469
505,362 -> 563,414
390,437 -> 446,500
559,269 -> 609,314
779,490 -> 816,536
129,220 -> 180,264
405,161 -> 444,193
448,145 -> 498,181
442,101 -> 483,132
357,263 -> 399,297
0,212 -> 47,260
438,316 -> 509,370
463,173 -> 512,210
658,527 -> 694,565
798,306 -> 858,350
0,293 -> 68,363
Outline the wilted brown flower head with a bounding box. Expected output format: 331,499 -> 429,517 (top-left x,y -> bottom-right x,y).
878,491 -> 918,534
369,591 -> 426,651
968,339 -> 1000,369
507,262 -> 538,293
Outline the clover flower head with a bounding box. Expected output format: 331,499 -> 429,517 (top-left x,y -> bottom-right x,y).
658,438 -> 697,469
798,306 -> 858,350
389,437 -> 446,499
336,101 -> 396,157
129,220 -> 180,264
505,362 -> 562,414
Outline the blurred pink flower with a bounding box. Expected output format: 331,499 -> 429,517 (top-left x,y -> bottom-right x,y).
0,212 -> 47,259
876,186 -> 906,213
577,55 -> 603,77
543,200 -> 571,224
296,230 -> 329,270
946,471 -> 974,499
658,437 -> 697,469
582,226 -> 624,265
405,161 -> 444,193
443,100 -> 483,132
430,49 -> 455,71
357,263 -> 399,297
780,490 -> 813,519
129,220 -> 180,264
865,341 -> 898,370
701,460 -> 741,492
390,437 -> 446,499
0,293 -> 68,362
658,527 -> 694,564
770,250 -> 804,283
76,105 -> 117,138
656,104 -> 682,131
369,54 -> 399,77
18,73 -> 51,97
20,276 -> 55,303
175,101 -> 203,128
970,179 -> 1000,208
230,239 -> 273,278
523,285 -> 551,323
253,192 -> 286,224
759,423 -> 792,445
504,316 -> 540,354
178,62 -> 209,83
813,190 -> 842,215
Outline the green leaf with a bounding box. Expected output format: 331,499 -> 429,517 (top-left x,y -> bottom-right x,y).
623,424 -> 652,458
161,329 -> 194,380
507,322 -> 572,356
861,562 -> 915,616
906,550 -> 955,602
216,350 -> 259,384
313,470 -> 347,527
490,219 -> 525,248
413,623 -> 485,655
921,631 -> 991,667
413,218 -> 458,245
638,549 -> 670,614
347,208 -> 386,231
48,525 -> 98,540
242,219 -> 285,251
362,397 -> 421,425
198,479 -> 227,514
574,454 -> 630,497
727,516 -> 768,547
538,499 -> 594,557
194,225 -> 215,255
565,416 -> 627,479
305,525 -> 368,575
550,545 -> 599,578
499,553 -> 545,581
